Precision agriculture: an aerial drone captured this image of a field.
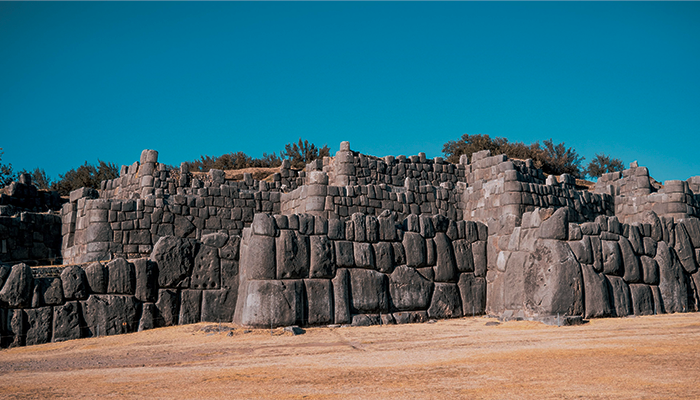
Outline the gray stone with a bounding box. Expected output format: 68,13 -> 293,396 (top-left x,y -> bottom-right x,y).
353,242 -> 375,269
298,214 -> 315,236
2,308 -> 24,347
674,223 -> 697,274
365,215 -> 378,242
580,222 -> 601,236
378,214 -> 397,241
389,265 -> 433,311
173,215 -> 195,238
82,294 -> 140,337
642,211 -> 663,242
85,222 -> 111,243
60,265 -> 88,301
419,215 -> 435,238
580,264 -> 613,318
34,277 -> 64,306
619,237 -> 642,283
332,269 -> 351,324
602,240 -> 623,276
151,236 -> 195,288
328,218 -> 345,240
472,241 -> 487,277
629,284 -> 654,316
608,276 -> 632,317
335,241 -> 355,268
156,289 -> 180,327
304,279 -> 333,325
25,307 -> 52,346
568,223 -> 583,241
538,207 -> 568,240
351,314 -> 380,327
310,236 -> 335,278
458,273 -> 486,316
640,256 -> 660,285
569,236 -> 593,264
427,283 -> 462,319
682,218 -> 700,248
219,236 -> 241,260
276,229 -> 309,279
85,262 -> 108,294
656,241 -> 688,313
0,263 -> 33,308
373,242 -> 394,274
452,238 -> 474,274
202,289 -> 237,323
465,221 -> 479,244
132,258 -> 158,302
433,233 -> 456,282
52,301 -> 83,342
201,232 -> 229,248
426,239 -> 436,267
252,213 -> 277,236
352,213 -> 366,242
192,245 -> 220,289
392,242 -> 406,266
139,303 -> 157,331
179,289 -> 202,325
527,240 -> 584,316
392,311 -> 428,324
349,268 -> 389,314
627,225 -> 643,255
643,237 -> 657,257
221,259 -> 238,290
403,232 -> 426,267
236,279 -> 303,328
106,258 -> 136,295
651,285 -> 664,314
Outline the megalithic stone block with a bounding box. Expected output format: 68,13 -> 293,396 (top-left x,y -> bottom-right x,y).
427,283 -> 462,319
333,268 -> 351,325
0,263 -> 34,307
304,279 -> 333,326
580,264 -> 613,319
202,289 -> 237,323
656,241 -> 688,313
349,268 -> 388,314
389,265 -> 433,311
151,236 -> 195,288
276,229 -> 309,279
457,273 -> 486,317
237,279 -> 303,328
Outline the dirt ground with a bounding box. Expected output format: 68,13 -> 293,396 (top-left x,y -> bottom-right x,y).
2,313 -> 700,399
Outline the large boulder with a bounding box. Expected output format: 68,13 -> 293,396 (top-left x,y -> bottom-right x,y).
25,307 -> 52,346
151,236 -> 195,288
656,241 -> 688,313
602,240 -> 623,276
538,207 -> 569,240
155,289 -> 180,327
427,283 -> 462,319
525,240 -> 584,316
82,295 -> 140,337
580,264 -> 613,318
179,289 -> 202,324
458,273 -> 486,316
332,269 -> 351,324
304,279 -> 333,325
61,265 -> 88,300
52,301 -> 83,342
629,284 -> 655,316
619,237 -> 642,283
674,223 -> 698,274
201,289 -> 237,323
608,276 -> 632,317
276,230 -> 309,279
0,263 -> 34,308
389,265 -> 433,311
235,279 -> 303,328
133,258 -> 158,302
403,232 -> 426,267
191,245 -> 221,289
349,268 -> 388,314
106,258 -> 136,295
310,236 -> 335,278
85,262 -> 108,294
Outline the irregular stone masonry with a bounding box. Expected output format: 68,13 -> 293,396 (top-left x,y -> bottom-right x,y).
0,212 -> 62,266
3,140 -> 700,348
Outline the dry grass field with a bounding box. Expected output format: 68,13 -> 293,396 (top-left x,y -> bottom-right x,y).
2,313 -> 700,399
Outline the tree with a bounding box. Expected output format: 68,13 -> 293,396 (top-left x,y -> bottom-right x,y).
51,160 -> 118,196
16,167 -> 52,190
585,153 -> 624,178
442,134 -> 586,178
281,138 -> 330,169
0,147 -> 16,188
539,139 -> 585,178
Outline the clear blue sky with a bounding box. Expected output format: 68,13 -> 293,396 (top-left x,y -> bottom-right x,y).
1,2 -> 699,183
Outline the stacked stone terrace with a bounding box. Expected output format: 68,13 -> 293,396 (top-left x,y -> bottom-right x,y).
3,140 -> 700,348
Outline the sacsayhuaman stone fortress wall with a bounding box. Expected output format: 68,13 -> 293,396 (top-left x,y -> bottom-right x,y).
2,141 -> 700,347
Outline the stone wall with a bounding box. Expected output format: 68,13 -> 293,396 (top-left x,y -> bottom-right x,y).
0,231 -> 238,348
234,213 -> 488,327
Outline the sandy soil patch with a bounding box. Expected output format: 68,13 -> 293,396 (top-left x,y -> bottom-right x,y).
2,313 -> 700,399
